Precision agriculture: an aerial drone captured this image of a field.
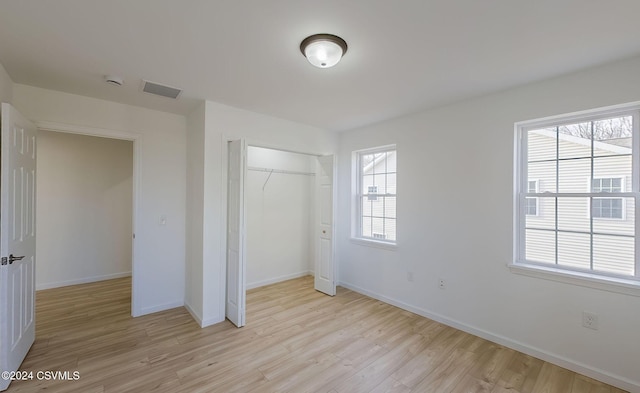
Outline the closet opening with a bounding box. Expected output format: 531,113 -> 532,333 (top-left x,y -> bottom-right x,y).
246,146 -> 316,291
225,141 -> 335,327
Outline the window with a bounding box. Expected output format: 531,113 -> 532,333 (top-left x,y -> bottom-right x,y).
515,104 -> 639,283
591,177 -> 624,219
354,146 -> 396,244
525,180 -> 539,216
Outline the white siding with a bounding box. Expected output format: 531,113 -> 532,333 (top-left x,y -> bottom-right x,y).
525,131 -> 634,275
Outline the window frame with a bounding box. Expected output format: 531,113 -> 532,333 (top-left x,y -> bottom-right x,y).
352,144 -> 397,248
513,102 -> 640,293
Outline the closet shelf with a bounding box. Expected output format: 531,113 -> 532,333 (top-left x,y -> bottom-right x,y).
248,166 -> 315,177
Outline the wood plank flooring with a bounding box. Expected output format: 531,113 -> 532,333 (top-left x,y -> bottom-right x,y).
6,276 -> 628,392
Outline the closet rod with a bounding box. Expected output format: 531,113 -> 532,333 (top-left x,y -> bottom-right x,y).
248,166 -> 315,177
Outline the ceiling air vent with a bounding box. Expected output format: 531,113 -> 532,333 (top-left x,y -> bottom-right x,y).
141,80 -> 182,99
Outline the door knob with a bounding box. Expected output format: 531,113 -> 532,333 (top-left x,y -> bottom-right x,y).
8,254 -> 25,264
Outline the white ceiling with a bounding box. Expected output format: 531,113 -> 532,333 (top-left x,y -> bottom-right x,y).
1,1 -> 640,131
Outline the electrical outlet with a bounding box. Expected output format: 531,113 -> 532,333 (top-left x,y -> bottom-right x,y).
438,278 -> 446,289
407,272 -> 414,282
582,311 -> 599,330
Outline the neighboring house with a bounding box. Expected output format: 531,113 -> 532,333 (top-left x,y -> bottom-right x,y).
526,126 -> 634,276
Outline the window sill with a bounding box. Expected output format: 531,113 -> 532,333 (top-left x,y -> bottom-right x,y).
350,237 -> 397,251
509,262 -> 640,297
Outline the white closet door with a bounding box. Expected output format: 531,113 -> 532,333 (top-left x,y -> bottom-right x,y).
314,155 -> 335,296
226,139 -> 246,327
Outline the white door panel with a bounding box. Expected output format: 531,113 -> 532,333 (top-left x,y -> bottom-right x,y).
226,139 -> 246,327
314,155 -> 335,296
1,103 -> 36,391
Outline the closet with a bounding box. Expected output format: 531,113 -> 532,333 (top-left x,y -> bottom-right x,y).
225,141 -> 334,327
245,146 -> 316,289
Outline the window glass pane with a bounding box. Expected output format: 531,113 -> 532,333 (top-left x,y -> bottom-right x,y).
525,229 -> 555,264
558,122 -> 591,160
386,151 -> 397,173
593,234 -> 635,276
557,197 -> 589,233
526,197 -> 555,229
362,216 -> 372,238
385,219 -> 397,241
362,197 -> 373,218
377,174 -> 388,194
592,198 -> 624,219
387,173 -> 397,194
557,232 -> 590,270
593,157 -> 631,187
371,153 -> 386,175
527,128 -> 557,162
372,217 -> 385,237
525,198 -> 537,215
611,178 -> 621,190
558,158 -> 590,193
361,154 -> 375,177
528,161 -> 556,193
362,175 -> 374,195
592,178 -> 602,191
592,198 -> 634,235
593,116 -> 633,157
384,197 -> 396,219
372,198 -> 384,218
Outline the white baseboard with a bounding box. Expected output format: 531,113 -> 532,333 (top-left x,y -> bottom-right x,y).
139,301 -> 184,316
201,316 -> 224,328
246,270 -> 313,290
338,281 -> 639,393
184,302 -> 203,327
36,271 -> 132,291
183,303 -> 223,328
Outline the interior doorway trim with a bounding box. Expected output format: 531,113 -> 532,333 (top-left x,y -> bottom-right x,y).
35,120 -> 142,316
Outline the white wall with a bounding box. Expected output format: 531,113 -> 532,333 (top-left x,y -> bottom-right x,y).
0,62 -> 13,103
187,101 -> 336,326
185,102 -> 205,320
337,55 -> 640,391
246,147 -> 314,289
36,131 -> 132,289
13,84 -> 186,316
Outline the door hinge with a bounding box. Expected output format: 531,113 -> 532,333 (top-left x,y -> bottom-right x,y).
1,257 -> 7,266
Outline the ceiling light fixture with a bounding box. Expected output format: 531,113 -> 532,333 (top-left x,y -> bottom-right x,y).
300,34 -> 347,68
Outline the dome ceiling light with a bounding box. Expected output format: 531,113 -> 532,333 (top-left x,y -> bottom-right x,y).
300,34 -> 348,68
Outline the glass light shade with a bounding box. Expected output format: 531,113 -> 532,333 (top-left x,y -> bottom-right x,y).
300,34 -> 347,68
304,40 -> 343,68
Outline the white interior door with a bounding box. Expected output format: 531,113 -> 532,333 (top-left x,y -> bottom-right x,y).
226,139 -> 246,327
314,155 -> 335,296
0,103 -> 37,391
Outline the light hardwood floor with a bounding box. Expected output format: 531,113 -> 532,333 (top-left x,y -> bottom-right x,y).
7,276 -> 627,392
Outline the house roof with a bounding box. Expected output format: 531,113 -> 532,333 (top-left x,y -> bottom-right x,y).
1,1 -> 640,131
531,129 -> 632,155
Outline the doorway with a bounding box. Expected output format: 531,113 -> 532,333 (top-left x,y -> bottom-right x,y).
36,131 -> 133,298
36,123 -> 141,315
225,140 -> 336,327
